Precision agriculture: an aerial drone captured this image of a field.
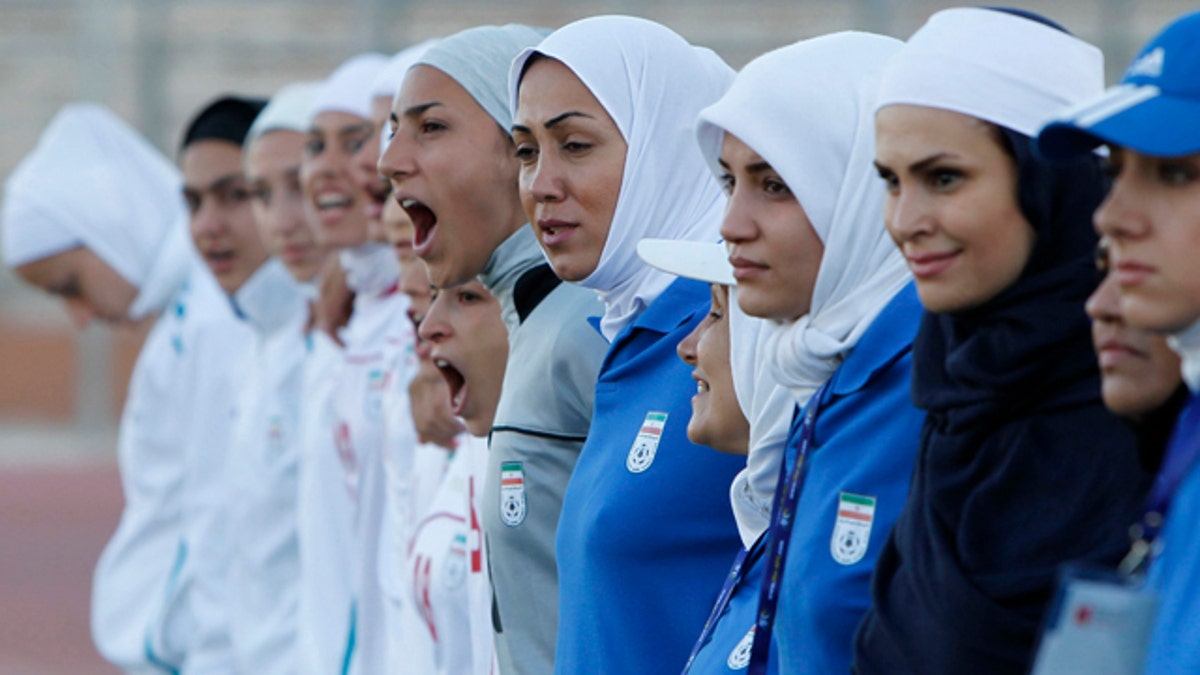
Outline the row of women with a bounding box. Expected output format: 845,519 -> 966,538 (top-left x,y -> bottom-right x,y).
4,5 -> 1200,674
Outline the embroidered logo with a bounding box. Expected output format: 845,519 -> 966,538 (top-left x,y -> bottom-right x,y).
1126,46 -> 1164,79
443,533 -> 467,589
365,368 -> 388,421
500,462 -> 527,527
831,492 -> 876,565
727,625 -> 755,670
626,411 -> 668,473
267,415 -> 284,458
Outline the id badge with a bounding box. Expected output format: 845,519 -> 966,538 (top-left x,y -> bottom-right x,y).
1031,564 -> 1158,675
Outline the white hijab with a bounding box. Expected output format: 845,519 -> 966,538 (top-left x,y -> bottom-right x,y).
313,53 -> 388,122
510,15 -> 734,341
874,7 -> 1103,138
313,53 -> 398,295
371,41 -> 438,105
1171,319 -> 1200,394
696,32 -> 911,406
245,80 -> 323,152
2,103 -> 190,320
728,290 -> 795,546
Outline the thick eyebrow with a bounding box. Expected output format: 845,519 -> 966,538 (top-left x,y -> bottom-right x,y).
545,110 -> 592,129
402,101 -> 443,119
511,110 -> 595,136
184,172 -> 244,195
48,275 -> 81,298
908,152 -> 957,174
715,158 -> 772,174
307,122 -> 374,138
337,122 -> 374,138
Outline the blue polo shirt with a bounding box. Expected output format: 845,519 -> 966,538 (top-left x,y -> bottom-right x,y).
554,277 -> 746,675
771,282 -> 923,674
1144,393 -> 1200,675
684,537 -> 779,674
684,283 -> 923,674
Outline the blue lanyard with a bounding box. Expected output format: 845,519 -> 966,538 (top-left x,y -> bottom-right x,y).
681,535 -> 767,673
747,382 -> 830,675
1121,391 -> 1200,575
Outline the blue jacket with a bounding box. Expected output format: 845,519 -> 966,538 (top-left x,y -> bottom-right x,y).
685,283 -> 923,674
1144,393 -> 1200,674
685,539 -> 777,674
1145,462 -> 1200,674
773,282 -> 923,674
554,277 -> 746,675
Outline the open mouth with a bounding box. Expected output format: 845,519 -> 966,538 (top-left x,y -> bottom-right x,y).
537,218 -> 578,248
401,198 -> 438,252
434,357 -> 467,414
315,192 -> 353,225
392,237 -> 415,260
414,336 -> 434,361
204,249 -> 236,272
316,193 -> 352,212
365,181 -> 389,219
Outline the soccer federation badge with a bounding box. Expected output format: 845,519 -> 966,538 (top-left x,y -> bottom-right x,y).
500,462 -> 527,527
831,492 -> 876,565
626,411 -> 668,474
727,625 -> 755,670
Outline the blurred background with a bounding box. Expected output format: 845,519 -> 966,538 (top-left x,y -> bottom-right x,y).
0,0 -> 1185,672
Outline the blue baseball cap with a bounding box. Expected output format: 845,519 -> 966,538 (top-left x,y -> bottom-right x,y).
1037,11 -> 1200,159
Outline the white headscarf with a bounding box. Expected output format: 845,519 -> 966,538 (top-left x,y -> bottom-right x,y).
245,81 -> 323,152
1170,319 -> 1200,393
313,54 -> 398,293
727,291 -> 794,546
371,41 -> 439,104
696,32 -> 911,406
423,25 -> 550,133
2,103 -> 190,319
874,7 -> 1103,137
312,53 -> 388,122
510,16 -> 734,340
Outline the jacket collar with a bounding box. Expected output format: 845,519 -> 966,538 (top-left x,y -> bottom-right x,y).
479,224 -> 543,331
828,282 -> 920,396
230,258 -> 306,336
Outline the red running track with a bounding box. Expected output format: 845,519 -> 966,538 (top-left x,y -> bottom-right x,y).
0,464 -> 122,675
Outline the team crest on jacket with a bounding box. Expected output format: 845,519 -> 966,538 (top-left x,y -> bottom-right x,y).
366,368 -> 387,421
727,625 -> 755,670
831,492 -> 876,565
500,462 -> 527,527
267,415 -> 284,458
443,532 -> 467,589
626,411 -> 668,473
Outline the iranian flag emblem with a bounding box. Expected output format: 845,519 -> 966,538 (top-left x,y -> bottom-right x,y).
500,462 -> 527,527
831,492 -> 876,565
626,411 -> 668,474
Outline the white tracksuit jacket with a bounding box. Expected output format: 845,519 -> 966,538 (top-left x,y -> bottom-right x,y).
225,259 -> 310,674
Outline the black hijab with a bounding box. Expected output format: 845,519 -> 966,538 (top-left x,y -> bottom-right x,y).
855,129 -> 1151,674
912,128 -> 1105,415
